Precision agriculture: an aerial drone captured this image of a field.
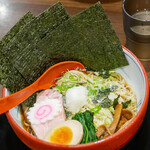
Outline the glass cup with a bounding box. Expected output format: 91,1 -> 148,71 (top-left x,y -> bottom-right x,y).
122,0 -> 150,61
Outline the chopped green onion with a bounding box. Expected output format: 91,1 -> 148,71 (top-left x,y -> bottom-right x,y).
87,79 -> 95,85
89,105 -> 101,114
69,74 -> 79,81
49,84 -> 56,88
109,106 -> 115,114
93,77 -> 103,83
87,86 -> 97,96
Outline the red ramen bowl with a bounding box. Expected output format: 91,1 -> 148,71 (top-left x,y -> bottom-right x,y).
3,46 -> 149,150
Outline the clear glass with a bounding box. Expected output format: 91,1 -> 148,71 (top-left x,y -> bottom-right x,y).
123,0 -> 150,60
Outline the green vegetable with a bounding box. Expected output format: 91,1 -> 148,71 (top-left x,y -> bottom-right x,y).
72,111 -> 98,143
52,72 -> 84,95
87,79 -> 95,85
104,117 -> 113,126
69,74 -> 80,81
122,100 -> 131,109
109,106 -> 115,114
87,86 -> 97,96
53,81 -> 83,95
89,105 -> 101,114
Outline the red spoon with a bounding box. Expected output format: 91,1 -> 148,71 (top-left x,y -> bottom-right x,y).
0,61 -> 85,115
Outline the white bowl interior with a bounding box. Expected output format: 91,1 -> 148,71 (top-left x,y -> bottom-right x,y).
6,48 -> 146,129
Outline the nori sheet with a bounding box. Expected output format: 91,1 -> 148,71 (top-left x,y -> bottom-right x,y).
13,45 -> 57,84
38,2 -> 128,71
0,12 -> 35,93
0,54 -> 28,93
2,2 -> 69,84
0,11 -> 35,48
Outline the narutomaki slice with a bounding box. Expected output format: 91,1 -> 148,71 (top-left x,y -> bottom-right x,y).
25,89 -> 66,139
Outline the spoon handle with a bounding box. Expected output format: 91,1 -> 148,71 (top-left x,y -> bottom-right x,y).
0,83 -> 38,115
0,61 -> 85,115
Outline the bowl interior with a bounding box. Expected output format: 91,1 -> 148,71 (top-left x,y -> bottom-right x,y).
5,47 -> 147,138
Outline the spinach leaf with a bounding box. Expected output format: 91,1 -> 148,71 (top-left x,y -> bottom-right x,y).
72,111 -> 98,143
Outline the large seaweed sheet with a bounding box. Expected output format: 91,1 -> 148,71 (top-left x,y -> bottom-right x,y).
0,12 -> 35,93
2,2 -> 69,85
0,12 -> 35,48
38,2 -> 128,71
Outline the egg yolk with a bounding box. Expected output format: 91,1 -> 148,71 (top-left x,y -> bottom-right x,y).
49,126 -> 73,145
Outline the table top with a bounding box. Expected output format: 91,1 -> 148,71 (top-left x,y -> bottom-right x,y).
0,0 -> 150,150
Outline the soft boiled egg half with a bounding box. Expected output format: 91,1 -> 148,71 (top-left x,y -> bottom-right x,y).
44,120 -> 83,145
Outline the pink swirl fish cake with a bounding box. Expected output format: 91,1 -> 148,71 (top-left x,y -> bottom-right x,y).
26,89 -> 66,139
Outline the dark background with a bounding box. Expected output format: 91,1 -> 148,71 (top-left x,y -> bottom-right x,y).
0,96 -> 150,150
